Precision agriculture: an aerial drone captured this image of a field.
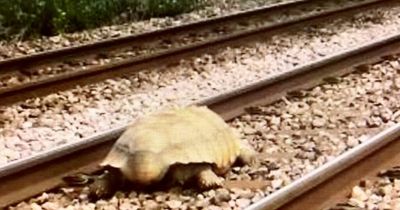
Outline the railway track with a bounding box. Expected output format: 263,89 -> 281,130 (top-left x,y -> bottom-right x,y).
2,0 -> 398,169
0,0 -> 298,60
0,0 -> 388,105
2,24 -> 400,209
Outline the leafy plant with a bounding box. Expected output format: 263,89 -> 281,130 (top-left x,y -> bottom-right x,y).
0,0 -> 204,40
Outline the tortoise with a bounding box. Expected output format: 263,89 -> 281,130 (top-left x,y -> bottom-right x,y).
63,106 -> 256,200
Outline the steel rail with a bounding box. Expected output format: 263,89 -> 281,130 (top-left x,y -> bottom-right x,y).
0,0 -> 390,106
2,27 -> 400,208
247,124 -> 400,210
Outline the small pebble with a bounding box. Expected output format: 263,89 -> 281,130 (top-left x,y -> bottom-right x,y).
235,198 -> 251,208
166,200 -> 182,209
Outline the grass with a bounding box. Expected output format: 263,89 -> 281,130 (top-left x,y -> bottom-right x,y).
0,0 -> 204,40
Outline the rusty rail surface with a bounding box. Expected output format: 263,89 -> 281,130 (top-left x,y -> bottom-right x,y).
0,0 -> 391,105
1,26 -> 400,208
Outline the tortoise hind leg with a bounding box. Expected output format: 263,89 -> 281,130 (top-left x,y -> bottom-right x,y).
196,165 -> 224,189
169,164 -> 223,189
238,142 -> 257,165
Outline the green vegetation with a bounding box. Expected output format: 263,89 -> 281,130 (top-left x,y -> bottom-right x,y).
0,0 -> 204,40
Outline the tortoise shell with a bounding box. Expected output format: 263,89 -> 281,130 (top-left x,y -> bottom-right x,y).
100,106 -> 246,186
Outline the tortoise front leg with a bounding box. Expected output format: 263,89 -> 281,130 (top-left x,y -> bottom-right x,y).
196,165 -> 224,189
88,167 -> 124,201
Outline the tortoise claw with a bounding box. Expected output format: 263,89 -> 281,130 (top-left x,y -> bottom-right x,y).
62,173 -> 94,186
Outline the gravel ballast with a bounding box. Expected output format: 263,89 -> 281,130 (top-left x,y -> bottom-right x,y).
8,44 -> 400,210
0,0 -> 293,60
330,167 -> 400,210
1,3 -> 400,165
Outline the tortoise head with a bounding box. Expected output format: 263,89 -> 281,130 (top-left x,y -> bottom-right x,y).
121,151 -> 168,186
62,167 -> 122,201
